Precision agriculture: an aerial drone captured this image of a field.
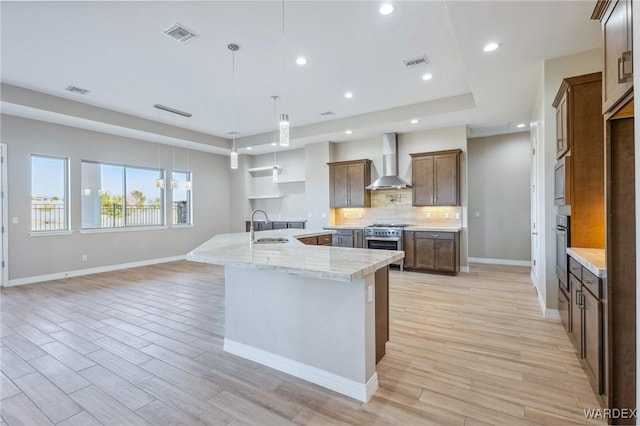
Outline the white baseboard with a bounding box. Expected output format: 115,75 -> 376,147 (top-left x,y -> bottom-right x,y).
545,309 -> 561,321
468,257 -> 531,267
5,255 -> 185,287
460,265 -> 470,273
224,338 -> 378,402
535,288 -> 561,321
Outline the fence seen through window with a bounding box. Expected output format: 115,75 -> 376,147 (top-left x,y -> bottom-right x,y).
81,161 -> 165,229
31,155 -> 68,232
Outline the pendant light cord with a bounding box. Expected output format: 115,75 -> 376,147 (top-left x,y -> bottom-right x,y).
232,48 -> 236,151
281,0 -> 285,111
273,96 -> 278,166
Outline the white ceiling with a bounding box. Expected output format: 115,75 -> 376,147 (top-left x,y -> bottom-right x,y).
1,1 -> 601,154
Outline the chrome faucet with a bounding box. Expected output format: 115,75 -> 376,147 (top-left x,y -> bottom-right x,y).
249,209 -> 270,243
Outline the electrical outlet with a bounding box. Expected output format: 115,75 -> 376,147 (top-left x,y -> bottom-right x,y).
455,212 -> 460,219
445,212 -> 450,219
82,255 -> 88,262
475,211 -> 480,218
307,212 -> 313,218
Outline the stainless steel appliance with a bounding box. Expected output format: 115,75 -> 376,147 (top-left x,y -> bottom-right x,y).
364,224 -> 410,270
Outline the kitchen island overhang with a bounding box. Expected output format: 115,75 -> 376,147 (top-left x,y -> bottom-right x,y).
187,229 -> 403,402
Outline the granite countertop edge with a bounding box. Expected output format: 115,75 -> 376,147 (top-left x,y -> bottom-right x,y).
567,247 -> 606,278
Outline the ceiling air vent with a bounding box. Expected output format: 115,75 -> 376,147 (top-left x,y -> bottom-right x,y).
66,85 -> 90,95
163,24 -> 198,43
319,111 -> 335,116
403,55 -> 429,68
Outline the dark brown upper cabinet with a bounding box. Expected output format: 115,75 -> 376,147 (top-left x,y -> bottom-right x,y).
410,149 -> 461,206
592,0 -> 633,113
328,159 -> 372,208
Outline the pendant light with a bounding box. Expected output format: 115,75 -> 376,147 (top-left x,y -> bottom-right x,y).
279,0 -> 290,147
229,43 -> 239,169
155,144 -> 165,189
271,96 -> 279,182
170,146 -> 178,189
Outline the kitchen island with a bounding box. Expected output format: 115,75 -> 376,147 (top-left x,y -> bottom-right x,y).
187,229 -> 403,402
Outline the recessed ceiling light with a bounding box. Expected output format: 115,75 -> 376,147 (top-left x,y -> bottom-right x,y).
483,42 -> 499,52
344,92 -> 354,99
421,73 -> 433,81
246,147 -> 252,150
379,3 -> 394,15
410,119 -> 419,124
296,56 -> 307,65
271,142 -> 277,146
345,130 -> 353,135
517,123 -> 526,128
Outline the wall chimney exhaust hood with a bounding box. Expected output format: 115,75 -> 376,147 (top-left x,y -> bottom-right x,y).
366,133 -> 411,190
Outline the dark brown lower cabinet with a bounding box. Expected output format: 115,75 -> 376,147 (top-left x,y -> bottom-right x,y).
568,257 -> 604,399
403,231 -> 460,275
583,287 -> 602,394
558,285 -> 570,334
245,221 -> 306,232
296,233 -> 332,246
569,273 -> 583,354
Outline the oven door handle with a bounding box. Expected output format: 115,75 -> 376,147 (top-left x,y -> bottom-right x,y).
365,236 -> 400,242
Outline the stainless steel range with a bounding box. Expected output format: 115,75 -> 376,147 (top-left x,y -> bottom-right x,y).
364,224 -> 410,270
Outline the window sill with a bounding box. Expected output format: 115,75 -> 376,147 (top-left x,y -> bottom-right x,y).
172,224 -> 194,229
30,230 -> 73,237
80,226 -> 168,234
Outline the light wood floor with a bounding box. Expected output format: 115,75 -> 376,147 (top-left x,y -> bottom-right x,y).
0,261 -> 604,425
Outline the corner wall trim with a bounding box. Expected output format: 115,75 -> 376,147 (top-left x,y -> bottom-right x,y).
468,257 -> 531,267
224,338 -> 377,402
460,265 -> 470,273
535,288 -> 561,321
5,255 -> 186,287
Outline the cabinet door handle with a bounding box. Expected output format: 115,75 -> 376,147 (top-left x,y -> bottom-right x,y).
618,56 -> 624,83
622,50 -> 633,81
430,196 -> 434,204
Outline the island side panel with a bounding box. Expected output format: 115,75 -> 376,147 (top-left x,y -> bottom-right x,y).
224,266 -> 376,386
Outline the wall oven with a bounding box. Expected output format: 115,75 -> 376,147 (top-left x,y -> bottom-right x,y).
364,224 -> 406,270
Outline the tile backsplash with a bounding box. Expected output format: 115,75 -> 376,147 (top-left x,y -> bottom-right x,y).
333,189 -> 462,227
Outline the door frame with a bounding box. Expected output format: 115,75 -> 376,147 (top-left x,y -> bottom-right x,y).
1,144 -> 7,286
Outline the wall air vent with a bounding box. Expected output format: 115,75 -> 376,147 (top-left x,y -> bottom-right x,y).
403,55 -> 429,68
163,24 -> 198,43
319,111 -> 336,116
65,85 -> 90,95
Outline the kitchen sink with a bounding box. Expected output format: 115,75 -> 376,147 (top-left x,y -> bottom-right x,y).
254,237 -> 289,244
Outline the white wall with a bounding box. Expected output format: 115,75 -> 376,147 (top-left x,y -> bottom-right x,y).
531,48 -> 601,314
468,132 -> 531,262
2,114 -> 230,282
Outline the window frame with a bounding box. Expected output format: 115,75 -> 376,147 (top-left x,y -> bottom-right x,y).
171,170 -> 193,227
80,160 -> 166,231
30,154 -> 70,234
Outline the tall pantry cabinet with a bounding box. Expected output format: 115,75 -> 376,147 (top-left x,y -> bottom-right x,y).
592,1 -> 635,422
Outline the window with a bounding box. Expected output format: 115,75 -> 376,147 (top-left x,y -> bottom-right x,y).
81,161 -> 164,229
171,171 -> 192,225
31,155 -> 68,232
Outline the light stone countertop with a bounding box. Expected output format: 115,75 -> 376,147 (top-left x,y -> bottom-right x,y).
567,247 -> 606,278
323,225 -> 366,230
406,226 -> 462,232
187,229 -> 404,282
